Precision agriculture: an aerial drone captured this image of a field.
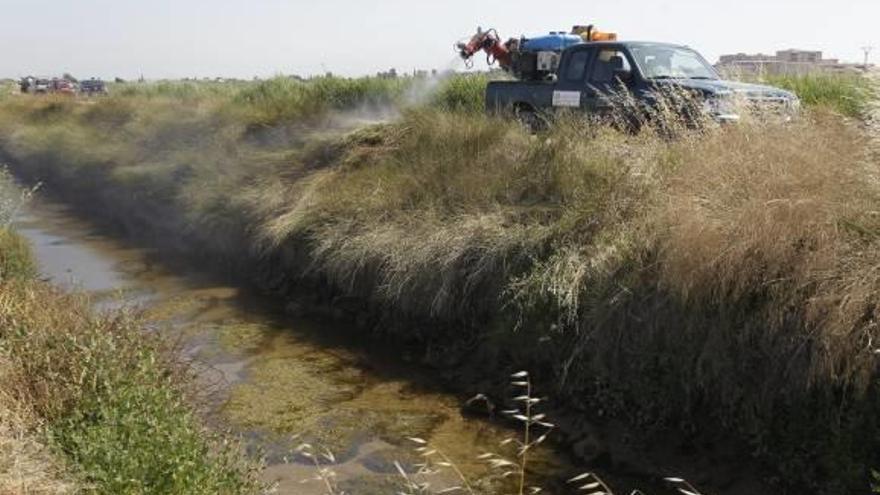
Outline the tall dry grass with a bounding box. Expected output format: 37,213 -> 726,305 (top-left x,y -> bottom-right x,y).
0,76 -> 877,492
0,173 -> 74,494
654,111 -> 877,378
252,108 -> 880,492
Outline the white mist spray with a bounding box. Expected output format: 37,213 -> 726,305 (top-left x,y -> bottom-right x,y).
402,56 -> 465,107
325,56 -> 472,132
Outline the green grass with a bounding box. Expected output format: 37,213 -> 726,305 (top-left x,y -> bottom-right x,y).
0,228 -> 35,280
105,74 -> 488,129
0,81 -> 16,103
231,76 -> 408,127
109,80 -> 246,100
763,73 -> 875,118
0,77 -> 878,493
43,314 -> 257,494
428,73 -> 489,113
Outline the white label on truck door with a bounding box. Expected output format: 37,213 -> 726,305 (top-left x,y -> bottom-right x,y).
552,90 -> 581,108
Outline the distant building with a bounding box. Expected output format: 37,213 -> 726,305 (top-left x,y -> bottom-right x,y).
776,49 -> 823,64
717,49 -> 865,75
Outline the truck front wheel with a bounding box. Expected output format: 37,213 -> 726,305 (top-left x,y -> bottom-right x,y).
513,105 -> 547,133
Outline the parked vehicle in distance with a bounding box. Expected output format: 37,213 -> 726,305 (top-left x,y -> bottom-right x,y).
51,79 -> 77,96
19,76 -> 34,93
485,41 -> 800,129
80,79 -> 108,96
33,78 -> 52,94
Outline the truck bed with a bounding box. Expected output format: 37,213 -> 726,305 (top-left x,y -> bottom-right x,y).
485,80 -> 556,114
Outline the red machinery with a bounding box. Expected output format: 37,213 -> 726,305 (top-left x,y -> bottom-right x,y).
455,28 -> 514,71
455,25 -> 618,79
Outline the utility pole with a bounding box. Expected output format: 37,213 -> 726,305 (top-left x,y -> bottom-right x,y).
861,46 -> 874,68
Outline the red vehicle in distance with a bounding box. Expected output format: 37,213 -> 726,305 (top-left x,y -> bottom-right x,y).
51,79 -> 77,95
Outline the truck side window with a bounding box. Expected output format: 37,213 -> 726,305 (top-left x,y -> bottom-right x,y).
564,50 -> 591,82
590,49 -> 631,84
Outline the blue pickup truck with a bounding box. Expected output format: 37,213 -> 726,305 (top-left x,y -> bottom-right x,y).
486,41 -> 799,128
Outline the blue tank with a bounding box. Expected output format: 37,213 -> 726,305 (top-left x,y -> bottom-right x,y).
521,32 -> 583,52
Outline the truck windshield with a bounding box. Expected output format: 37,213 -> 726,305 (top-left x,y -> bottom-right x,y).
630,45 -> 718,80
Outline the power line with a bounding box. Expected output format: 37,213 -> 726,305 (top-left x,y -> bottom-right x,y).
861,46 -> 874,67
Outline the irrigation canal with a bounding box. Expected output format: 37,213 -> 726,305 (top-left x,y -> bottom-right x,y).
15,194 -> 587,494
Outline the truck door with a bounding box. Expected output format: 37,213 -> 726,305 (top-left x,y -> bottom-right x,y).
550,47 -> 596,115
583,47 -> 636,116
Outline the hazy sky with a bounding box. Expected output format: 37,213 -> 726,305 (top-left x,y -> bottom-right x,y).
1,0 -> 877,80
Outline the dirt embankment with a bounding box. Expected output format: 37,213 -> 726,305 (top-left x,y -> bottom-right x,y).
0,80 -> 879,494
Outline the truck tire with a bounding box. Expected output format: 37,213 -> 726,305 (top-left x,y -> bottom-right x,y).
514,105 -> 547,133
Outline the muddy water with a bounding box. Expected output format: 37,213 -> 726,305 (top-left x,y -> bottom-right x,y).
16,197 -> 572,494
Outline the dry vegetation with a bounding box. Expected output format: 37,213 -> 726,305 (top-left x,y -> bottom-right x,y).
0,179 -> 68,495
0,74 -> 877,493
0,358 -> 76,495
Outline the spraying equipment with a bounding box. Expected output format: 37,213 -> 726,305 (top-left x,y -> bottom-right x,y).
455,25 -> 617,80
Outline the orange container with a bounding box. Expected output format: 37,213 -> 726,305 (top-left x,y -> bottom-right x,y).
589,31 -> 618,41
572,25 -> 618,42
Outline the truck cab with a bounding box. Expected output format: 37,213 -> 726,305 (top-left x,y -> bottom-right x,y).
486,42 -> 799,128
